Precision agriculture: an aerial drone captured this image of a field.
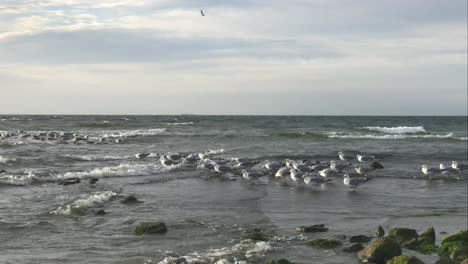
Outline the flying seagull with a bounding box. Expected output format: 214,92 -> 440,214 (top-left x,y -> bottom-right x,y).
201,10 -> 205,16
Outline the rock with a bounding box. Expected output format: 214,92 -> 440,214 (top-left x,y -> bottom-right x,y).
376,225 -> 386,237
386,256 -> 424,264
442,230 -> 468,244
450,246 -> 468,262
334,234 -> 347,240
388,228 -> 419,244
437,241 -> 466,257
241,229 -> 270,241
358,237 -> 402,264
307,238 -> 342,249
89,177 -> 99,184
58,177 -> 81,186
265,259 -> 295,264
419,227 -> 435,244
295,224 -> 328,233
95,209 -> 106,216
435,257 -> 456,264
133,222 -> 167,235
350,235 -> 371,243
342,243 -> 364,253
371,161 -> 385,169
461,259 -> 468,264
121,195 -> 142,204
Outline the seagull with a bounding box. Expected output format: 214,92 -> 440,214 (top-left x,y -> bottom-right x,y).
452,161 -> 468,171
343,174 -> 372,191
440,163 -> 460,175
421,165 -> 440,176
290,169 -> 305,184
311,163 -> 329,171
338,151 -> 355,162
303,175 -> 332,187
201,10 -> 205,16
214,164 -> 232,173
318,167 -> 340,178
356,154 -> 375,162
241,170 -> 264,180
262,160 -> 283,173
275,167 -> 290,183
330,160 -> 350,171
355,166 -> 372,175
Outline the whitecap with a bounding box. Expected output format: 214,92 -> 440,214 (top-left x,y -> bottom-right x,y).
58,163 -> 167,179
50,191 -> 117,215
0,156 -> 16,164
62,154 -> 130,161
362,126 -> 426,134
0,171 -> 37,186
165,122 -> 194,126
326,132 -> 455,140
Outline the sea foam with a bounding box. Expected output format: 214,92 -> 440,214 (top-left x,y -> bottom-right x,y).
59,163 -> 166,179
50,191 -> 117,215
362,126 -> 426,134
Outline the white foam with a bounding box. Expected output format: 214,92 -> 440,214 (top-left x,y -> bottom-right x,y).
103,128 -> 166,138
362,126 -> 426,134
50,191 -> 117,215
165,122 -> 194,126
0,156 -> 16,164
62,154 -> 130,161
0,171 -> 37,186
204,149 -> 225,155
158,240 -> 273,264
327,132 -> 456,140
59,163 -> 166,179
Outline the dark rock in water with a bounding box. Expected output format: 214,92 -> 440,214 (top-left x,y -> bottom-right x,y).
440,231 -> 448,235
296,224 -> 328,233
342,243 -> 364,253
96,209 -> 106,216
175,257 -> 187,264
437,230 -> 468,258
265,259 -> 295,264
358,237 -> 402,264
419,227 -> 436,244
241,229 -> 270,241
376,225 -> 386,237
350,235 -> 371,243
401,227 -> 437,254
307,238 -> 342,249
133,222 -> 167,235
441,230 -> 468,244
0,169 -> 6,174
58,178 -> 81,186
89,177 -> 99,184
371,161 -> 385,169
450,246 -> 468,262
334,234 -> 347,240
386,255 -> 425,264
435,257 -> 457,264
121,195 -> 142,204
388,228 -> 419,244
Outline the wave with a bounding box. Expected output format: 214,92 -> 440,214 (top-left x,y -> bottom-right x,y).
49,191 -> 117,215
165,122 -> 194,126
158,240 -> 273,264
362,126 -> 426,134
58,163 -> 167,179
104,128 -> 166,137
0,156 -> 16,164
326,132 -> 462,140
62,154 -> 131,161
0,171 -> 37,186
78,121 -> 115,128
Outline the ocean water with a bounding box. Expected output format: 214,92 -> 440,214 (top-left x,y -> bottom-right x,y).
0,115 -> 467,264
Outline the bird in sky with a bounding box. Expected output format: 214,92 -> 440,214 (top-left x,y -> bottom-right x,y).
201,10 -> 205,16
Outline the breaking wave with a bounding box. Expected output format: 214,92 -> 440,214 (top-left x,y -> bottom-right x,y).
0,156 -> 16,164
50,191 -> 117,215
0,171 -> 37,186
58,163 -> 167,179
362,126 -> 426,134
326,132 -> 460,140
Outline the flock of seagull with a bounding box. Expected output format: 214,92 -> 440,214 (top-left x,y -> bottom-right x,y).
156,151 -> 385,191
421,161 -> 468,179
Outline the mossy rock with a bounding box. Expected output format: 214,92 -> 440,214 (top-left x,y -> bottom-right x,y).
450,246 -> 468,262
342,243 -> 364,253
296,224 -> 328,233
435,257 -> 456,264
442,230 -> 468,244
419,227 -> 435,244
121,195 -> 142,204
386,255 -> 425,264
437,241 -> 467,257
416,243 -> 438,254
358,237 -> 402,264
401,239 -> 438,254
388,228 -> 419,244
376,225 -> 386,237
265,259 -> 295,264
307,238 -> 342,249
350,235 -> 371,243
133,222 -> 167,235
242,229 -> 270,241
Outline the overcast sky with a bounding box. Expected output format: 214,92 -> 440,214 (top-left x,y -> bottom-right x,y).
0,0 -> 466,115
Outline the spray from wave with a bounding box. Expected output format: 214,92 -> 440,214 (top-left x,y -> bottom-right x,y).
0,171 -> 37,186
50,191 -> 117,215
361,126 -> 426,134
58,163 -> 167,180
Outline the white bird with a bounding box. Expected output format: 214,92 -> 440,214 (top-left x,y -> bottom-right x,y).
285,159 -> 297,169
293,163 -> 314,172
356,154 -> 375,162
343,174 -> 372,191
329,160 -> 349,171
303,175 -> 332,187
318,168 -> 340,178
289,169 -> 305,183
338,151 -> 355,162
214,164 -> 232,173
421,165 -> 440,176
275,167 -> 290,180
440,163 -> 459,175
241,170 -> 264,180
452,161 -> 468,171
355,166 -> 372,175
263,160 -> 283,173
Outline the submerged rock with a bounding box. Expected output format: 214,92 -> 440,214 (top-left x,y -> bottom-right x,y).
121,195 -> 142,204
89,177 -> 99,184
133,222 -> 167,235
95,209 -> 106,216
296,224 -> 328,233
58,177 -> 81,186
388,228 -> 419,244
350,235 -> 371,243
376,226 -> 386,238
307,238 -> 342,249
358,237 -> 402,264
241,229 -> 270,241
342,243 -> 364,253
265,259 -> 295,264
386,255 -> 424,264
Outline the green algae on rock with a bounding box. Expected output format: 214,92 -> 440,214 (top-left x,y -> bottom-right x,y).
307,238 -> 342,249
388,228 -> 419,244
133,222 -> 167,235
386,255 -> 425,264
401,227 -> 437,255
442,230 -> 468,244
358,237 -> 402,264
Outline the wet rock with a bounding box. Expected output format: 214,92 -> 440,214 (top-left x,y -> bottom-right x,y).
450,246 -> 468,262
133,222 -> 167,235
435,257 -> 456,264
401,227 -> 437,254
350,235 -> 371,243
438,230 -> 468,258
96,209 -> 106,216
307,238 -> 342,249
358,237 -> 402,264
89,177 -> 99,184
121,195 -> 142,204
419,227 -> 436,244
376,225 -> 386,237
58,177 -> 81,186
265,259 -> 295,264
386,255 -> 424,264
388,228 -> 419,244
342,243 -> 364,253
437,241 -> 466,257
296,224 -> 328,233
241,229 -> 270,241
442,230 -> 468,244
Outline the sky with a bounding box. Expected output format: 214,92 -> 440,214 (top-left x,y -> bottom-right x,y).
0,0 -> 466,115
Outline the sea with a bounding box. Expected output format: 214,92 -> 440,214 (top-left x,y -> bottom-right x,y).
0,115 -> 467,264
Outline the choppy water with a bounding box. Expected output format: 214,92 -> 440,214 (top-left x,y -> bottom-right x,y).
0,115 -> 467,264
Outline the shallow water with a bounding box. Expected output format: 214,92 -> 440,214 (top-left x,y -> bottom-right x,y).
0,115 -> 467,263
